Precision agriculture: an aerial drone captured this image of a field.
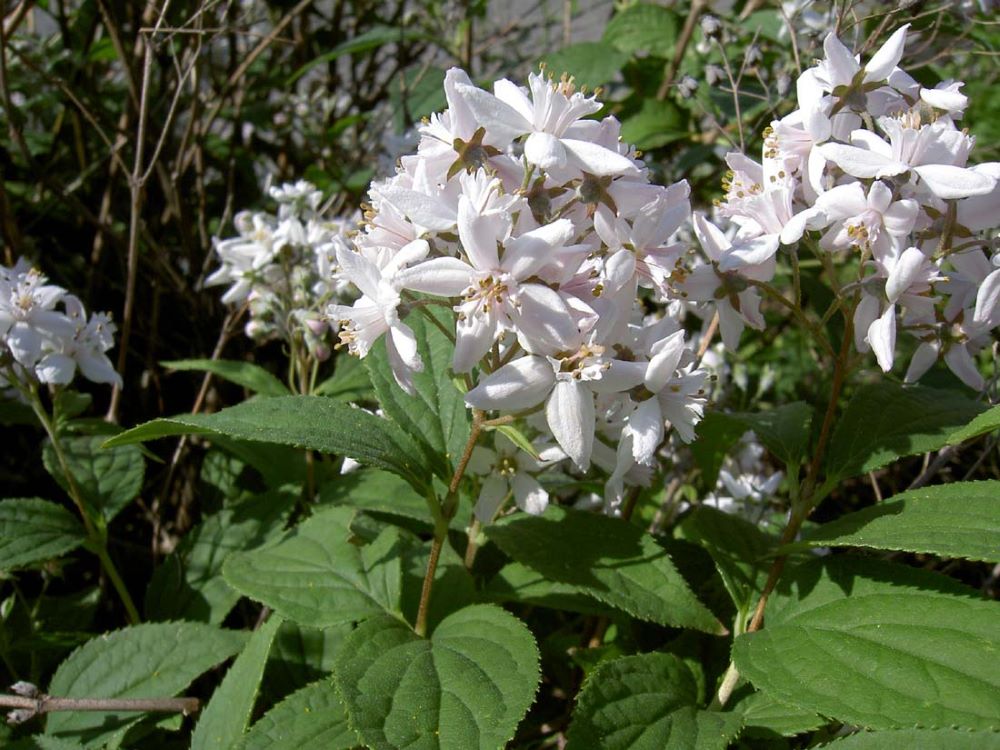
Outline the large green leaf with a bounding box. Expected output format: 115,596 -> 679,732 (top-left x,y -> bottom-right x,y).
947,402 -> 1000,444
690,413 -> 748,490
603,3 -> 679,57
679,506 -> 775,610
799,481 -> 1000,563
239,678 -> 357,750
538,42 -> 630,89
313,354 -> 374,402
333,604 -> 540,750
620,98 -> 687,151
0,498 -> 85,570
365,308 -> 470,482
818,728 -> 1000,748
261,621 -> 350,706
735,690 -> 823,738
45,622 -> 247,747
566,652 -> 742,750
103,395 -> 428,491
318,468 -> 434,527
191,615 -> 283,750
732,557 -> 1000,730
222,508 -> 408,627
727,402 -> 813,470
162,359 -> 290,397
145,489 -> 296,624
485,506 -> 724,634
823,383 -> 984,484
484,561 -> 615,616
43,436 -> 145,522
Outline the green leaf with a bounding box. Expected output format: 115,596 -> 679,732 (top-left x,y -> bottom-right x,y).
603,3 -> 679,57
365,308 -> 470,481
313,354 -> 374,402
191,616 -> 283,750
538,42 -> 630,89
43,436 -> 145,522
566,652 -> 743,750
485,506 -> 724,634
45,622 -> 247,747
262,621 -> 351,705
319,469 -> 434,527
823,383 -> 984,483
7,738 -> 87,750
484,561 -> 615,616
817,728 -> 1000,748
239,678 -> 357,750
620,98 -> 687,151
222,507 -> 408,627
728,402 -> 813,470
103,395 -> 428,491
732,556 -> 1000,731
690,413 -> 748,490
799,480 -> 1000,563
948,402 -> 1000,444
145,489 -> 296,624
0,498 -> 86,570
163,359 -> 290,398
333,604 -> 540,750
679,506 -> 775,610
734,690 -> 823,738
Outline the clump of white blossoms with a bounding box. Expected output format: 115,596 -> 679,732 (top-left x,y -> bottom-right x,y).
681,25 -> 1000,389
328,68 -> 708,514
0,259 -> 121,390
208,179 -> 357,362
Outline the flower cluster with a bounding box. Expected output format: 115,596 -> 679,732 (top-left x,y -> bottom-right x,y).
684,25 -> 1000,389
0,259 -> 121,389
328,68 -> 709,513
207,180 -> 357,361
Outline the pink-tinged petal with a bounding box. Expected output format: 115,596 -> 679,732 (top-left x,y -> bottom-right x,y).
464,355 -> 554,410
513,284 -> 580,351
524,131 -> 568,171
512,473 -> 548,515
604,248 -> 636,292
945,344 -> 984,390
593,206 -> 622,249
457,196 -> 502,270
645,329 -> 686,392
973,268 -> 1000,329
679,265 -> 720,301
905,341 -> 940,383
863,24 -> 909,83
885,246 -> 928,303
779,210 -> 812,245
692,213 -> 731,261
474,476 -> 511,522
717,301 -> 746,351
335,244 -> 382,299
819,143 -> 905,179
396,257 -> 473,296
627,398 -> 664,466
738,288 -> 765,329
453,306 -> 496,373
956,163 -> 1000,231
545,379 -> 595,470
455,81 -> 530,143
503,219 -> 575,279
913,164 -> 996,200
853,293 -> 880,352
867,304 -> 897,372
814,182 -> 868,220
35,353 -> 76,385
823,32 -> 860,86
719,234 -> 780,271
561,138 -> 638,177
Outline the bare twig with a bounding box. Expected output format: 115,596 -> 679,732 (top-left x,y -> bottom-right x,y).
3,693 -> 198,725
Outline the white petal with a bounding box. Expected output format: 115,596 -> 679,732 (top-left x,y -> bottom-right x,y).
455,81 -> 530,143
512,473 -> 548,515
913,164 -> 996,200
35,353 -> 76,385
453,307 -> 496,373
627,398 -> 664,466
973,268 -> 1000,329
396,257 -> 473,296
863,24 -> 909,83
474,476 -> 511,522
885,246 -> 927,303
524,131 -> 568,171
545,379 -> 595,470
561,138 -> 638,176
513,284 -> 580,351
457,196 -> 503,270
503,219 -> 574,279
945,344 -> 984,390
853,293 -> 880,352
464,355 -> 554,411
719,234 -> 780,271
823,32 -> 860,87
819,143 -> 906,179
645,329 -> 686,392
867,304 -> 897,372
905,341 -> 939,383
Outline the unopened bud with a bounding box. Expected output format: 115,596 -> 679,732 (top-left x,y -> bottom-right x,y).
678,75 -> 699,98
700,15 -> 722,39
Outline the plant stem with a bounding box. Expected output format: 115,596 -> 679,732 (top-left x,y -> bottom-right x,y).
1,693 -> 199,722
415,410 -> 484,636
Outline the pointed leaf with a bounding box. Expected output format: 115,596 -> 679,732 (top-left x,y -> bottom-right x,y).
733,557 -> 1000,731
948,402 -> 1000,444
818,728 -> 1000,748
191,615 -> 283,750
103,395 -> 428,491
566,652 -> 743,750
799,480 -> 1000,563
163,359 -> 290,397
824,383 -> 984,483
333,604 -> 540,750
222,508 -> 408,627
485,506 -> 724,634
0,498 -> 86,570
43,436 -> 145,522
45,622 -> 247,747
313,354 -> 374,402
